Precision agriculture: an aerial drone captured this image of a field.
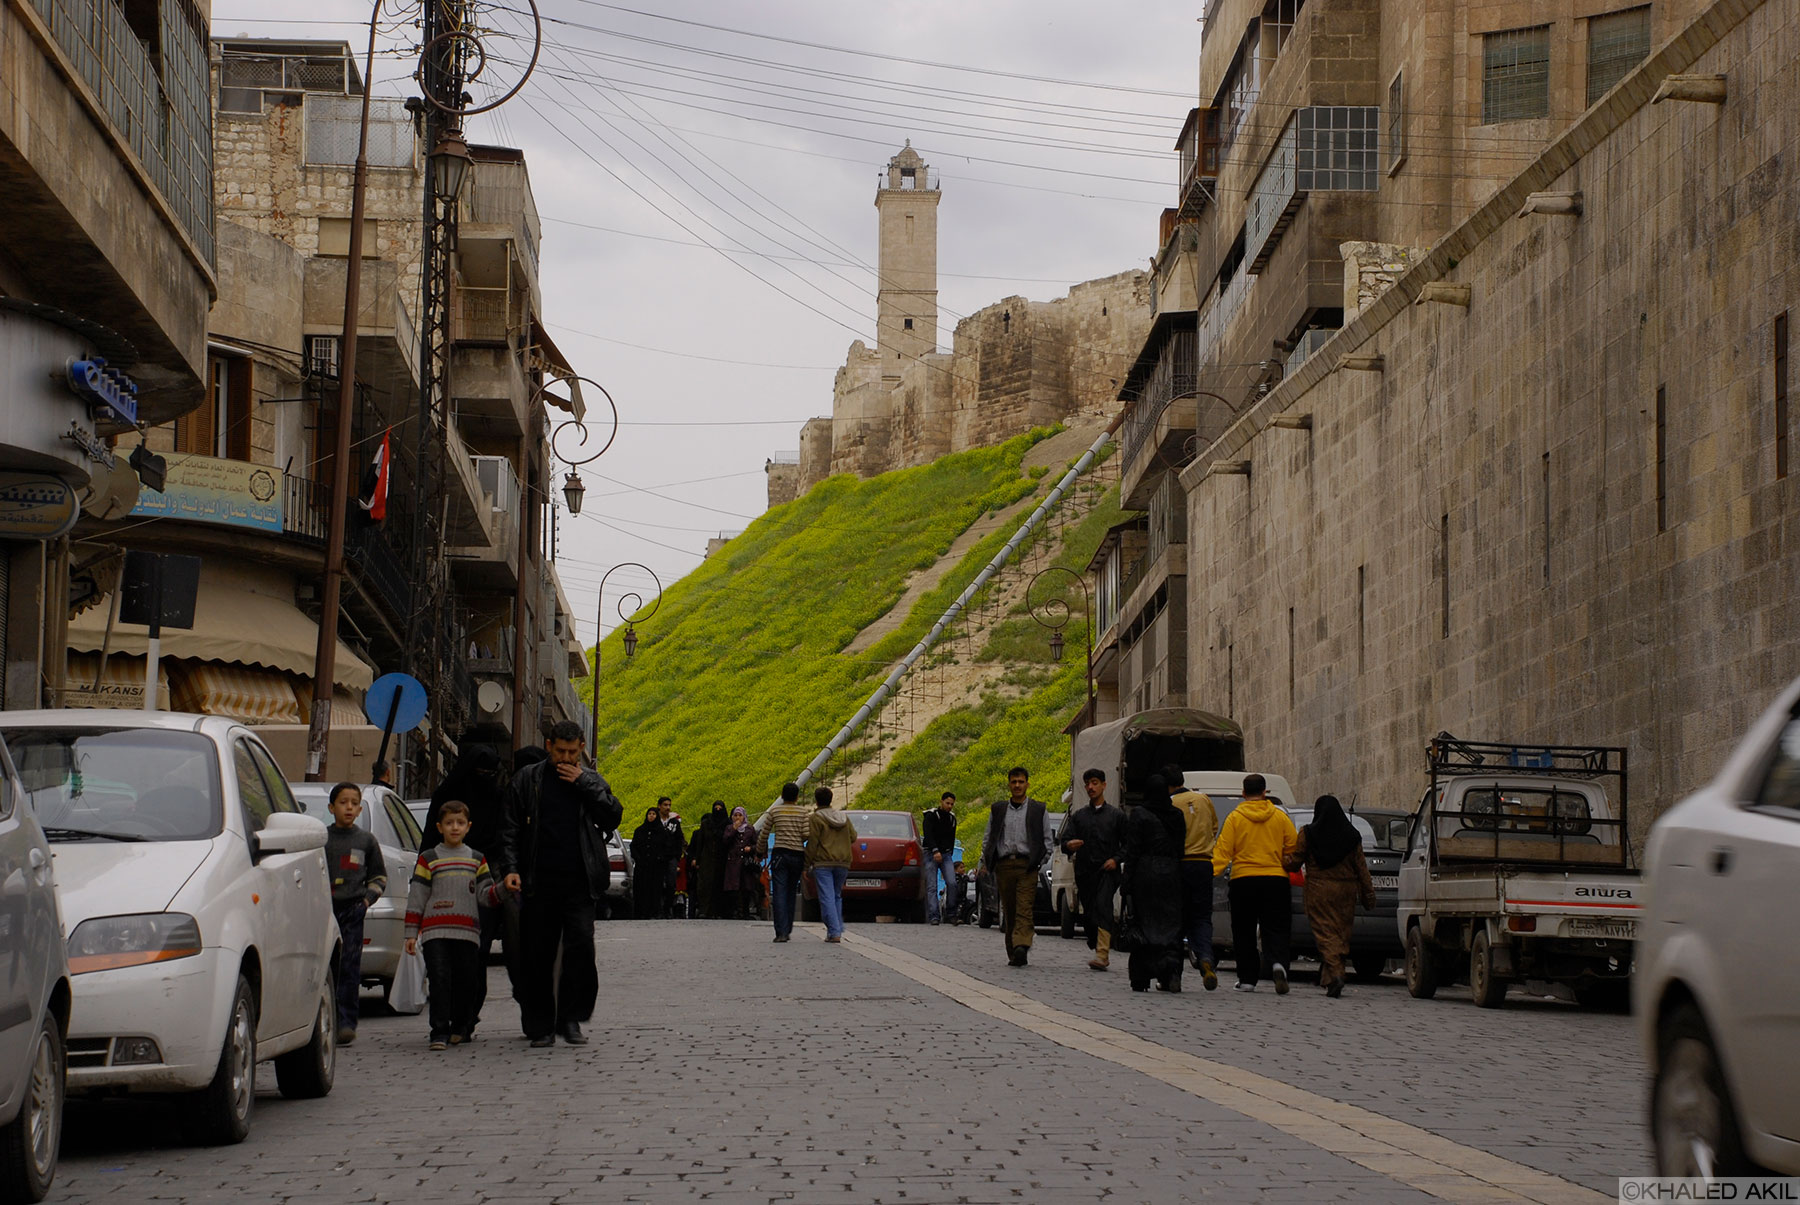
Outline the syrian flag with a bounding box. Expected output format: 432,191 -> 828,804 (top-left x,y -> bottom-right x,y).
358,430 -> 390,522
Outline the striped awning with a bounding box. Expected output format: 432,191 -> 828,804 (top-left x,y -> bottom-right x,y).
171,660 -> 303,724
63,653 -> 171,710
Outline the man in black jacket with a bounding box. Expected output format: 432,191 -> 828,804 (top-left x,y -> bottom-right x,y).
1060,768 -> 1126,971
921,791 -> 959,926
980,767 -> 1048,967
497,720 -> 623,1047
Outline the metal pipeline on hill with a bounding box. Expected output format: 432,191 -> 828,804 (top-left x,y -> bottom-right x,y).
790,410 -> 1128,795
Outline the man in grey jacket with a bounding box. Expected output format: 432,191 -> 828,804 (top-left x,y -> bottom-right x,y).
497,720 -> 623,1047
981,767 -> 1048,967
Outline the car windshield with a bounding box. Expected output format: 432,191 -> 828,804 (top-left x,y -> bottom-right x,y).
5,727 -> 222,842
1288,809 -> 1379,849
849,812 -> 914,838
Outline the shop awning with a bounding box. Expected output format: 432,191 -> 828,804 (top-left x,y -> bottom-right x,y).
62,653 -> 171,710
67,561 -> 374,692
171,660 -> 303,724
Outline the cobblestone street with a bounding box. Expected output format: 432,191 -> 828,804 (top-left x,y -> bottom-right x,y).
51,919 -> 1645,1203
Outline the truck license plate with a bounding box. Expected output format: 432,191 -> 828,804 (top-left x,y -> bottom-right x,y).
1370,875 -> 1398,890
1568,918 -> 1636,940
846,878 -> 882,889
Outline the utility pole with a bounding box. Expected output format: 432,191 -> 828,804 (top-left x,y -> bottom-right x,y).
305,10 -> 384,780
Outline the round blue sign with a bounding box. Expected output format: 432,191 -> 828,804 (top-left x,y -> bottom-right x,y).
363,672 -> 428,733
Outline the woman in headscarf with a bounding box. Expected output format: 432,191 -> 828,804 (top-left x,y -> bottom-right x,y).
630,806 -> 670,919
1122,775 -> 1188,993
1285,795 -> 1375,998
720,806 -> 759,919
688,800 -> 732,918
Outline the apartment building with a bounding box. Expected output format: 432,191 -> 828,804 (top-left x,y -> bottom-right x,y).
0,0 -> 214,708
1089,0 -> 1701,731
59,38 -> 588,783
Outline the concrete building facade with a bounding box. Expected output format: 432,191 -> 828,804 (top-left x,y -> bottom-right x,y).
0,0 -> 216,709
66,38 -> 589,784
1177,0 -> 1796,840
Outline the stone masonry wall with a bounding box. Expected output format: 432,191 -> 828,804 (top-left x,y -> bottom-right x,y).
1180,0 -> 1798,844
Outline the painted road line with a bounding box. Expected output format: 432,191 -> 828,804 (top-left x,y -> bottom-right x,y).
842,932 -> 1609,1205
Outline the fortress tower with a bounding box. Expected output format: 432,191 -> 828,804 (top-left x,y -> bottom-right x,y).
873,142 -> 939,378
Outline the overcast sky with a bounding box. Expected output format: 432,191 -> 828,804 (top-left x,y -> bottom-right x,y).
212,0 -> 1201,646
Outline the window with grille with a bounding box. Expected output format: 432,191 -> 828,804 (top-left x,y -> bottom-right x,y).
1587,7 -> 1652,106
1482,26 -> 1551,124
1387,72 -> 1405,171
306,335 -> 341,381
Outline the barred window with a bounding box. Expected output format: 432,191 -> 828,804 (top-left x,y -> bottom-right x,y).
1387,71 -> 1405,171
1482,26 -> 1551,124
1587,7 -> 1652,106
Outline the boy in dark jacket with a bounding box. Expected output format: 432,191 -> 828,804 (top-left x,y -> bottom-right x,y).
324,783 -> 387,1044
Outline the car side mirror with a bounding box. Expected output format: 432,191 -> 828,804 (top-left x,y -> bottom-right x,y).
255,812 -> 328,859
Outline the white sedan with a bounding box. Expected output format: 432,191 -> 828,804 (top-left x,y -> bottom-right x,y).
1636,675 -> 1800,1176
0,712 -> 340,1145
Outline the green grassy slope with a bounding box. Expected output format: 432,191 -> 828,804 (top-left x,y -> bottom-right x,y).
584,429 -> 1052,824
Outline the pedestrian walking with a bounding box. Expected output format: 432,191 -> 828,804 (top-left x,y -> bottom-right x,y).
323,782 -> 386,1044
721,806 -> 760,919
1285,795 -> 1375,998
495,720 -> 624,1047
657,797 -> 685,918
1060,768 -> 1125,971
426,744 -> 514,1025
979,767 -> 1048,967
805,787 -> 857,942
755,782 -> 812,942
921,791 -> 959,926
1123,775 -> 1187,993
403,801 -> 503,1049
1211,773 -> 1298,994
689,800 -> 731,918
1166,763 -> 1220,991
630,806 -> 671,918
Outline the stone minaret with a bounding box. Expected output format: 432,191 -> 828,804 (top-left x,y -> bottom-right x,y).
873,141 -> 939,378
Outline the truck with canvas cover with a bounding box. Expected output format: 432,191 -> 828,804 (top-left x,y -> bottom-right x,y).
1398,734 -> 1640,1009
1070,709 -> 1244,808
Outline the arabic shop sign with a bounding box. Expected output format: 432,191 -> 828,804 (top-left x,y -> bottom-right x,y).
129,453 -> 282,532
0,472 -> 80,539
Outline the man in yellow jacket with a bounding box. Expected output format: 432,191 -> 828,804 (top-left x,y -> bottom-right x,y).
1211,774 -> 1298,994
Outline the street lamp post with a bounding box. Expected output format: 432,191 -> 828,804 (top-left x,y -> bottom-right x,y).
590,562 -> 661,753
1027,565 -> 1096,726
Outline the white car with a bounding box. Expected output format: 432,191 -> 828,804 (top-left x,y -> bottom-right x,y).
289,782 -> 423,1011
1636,676 -> 1800,1177
0,712 -> 339,1145
0,732 -> 69,1201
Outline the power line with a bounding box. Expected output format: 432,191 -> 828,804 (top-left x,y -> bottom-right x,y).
561,1 -> 1194,98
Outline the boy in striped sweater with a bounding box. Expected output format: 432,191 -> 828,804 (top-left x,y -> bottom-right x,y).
404,800 -> 503,1050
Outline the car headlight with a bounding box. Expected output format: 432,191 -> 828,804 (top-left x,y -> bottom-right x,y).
67,913 -> 203,975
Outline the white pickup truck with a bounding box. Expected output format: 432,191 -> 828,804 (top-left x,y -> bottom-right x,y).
1398,736 -> 1639,1009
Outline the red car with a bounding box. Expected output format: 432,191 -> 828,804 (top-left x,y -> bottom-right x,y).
801,810 -> 927,923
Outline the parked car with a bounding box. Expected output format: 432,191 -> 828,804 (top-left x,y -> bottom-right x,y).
289,782 -> 423,1011
1,712 -> 339,1145
1284,805 -> 1408,981
1637,675 -> 1800,1177
602,830 -> 634,918
975,814 -> 1062,930
802,810 -> 926,922
0,732 -> 69,1201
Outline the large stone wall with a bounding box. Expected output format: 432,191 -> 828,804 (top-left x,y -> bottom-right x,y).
791,270 -> 1150,497
1179,0 -> 1797,843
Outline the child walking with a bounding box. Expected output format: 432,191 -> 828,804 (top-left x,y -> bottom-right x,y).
404,800 -> 502,1050
324,782 -> 386,1045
